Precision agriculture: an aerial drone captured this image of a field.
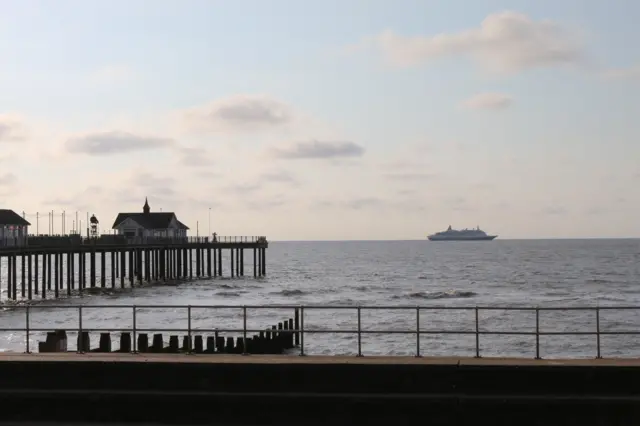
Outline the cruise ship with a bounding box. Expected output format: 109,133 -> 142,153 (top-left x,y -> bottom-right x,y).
427,225 -> 497,241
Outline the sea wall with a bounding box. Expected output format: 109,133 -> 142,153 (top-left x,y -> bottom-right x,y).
0,357 -> 638,424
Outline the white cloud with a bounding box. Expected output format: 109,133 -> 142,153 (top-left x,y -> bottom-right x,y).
461,92 -> 513,110
182,94 -> 294,134
0,173 -> 17,186
359,11 -> 584,74
0,114 -> 27,142
269,140 -> 365,160
65,131 -> 175,155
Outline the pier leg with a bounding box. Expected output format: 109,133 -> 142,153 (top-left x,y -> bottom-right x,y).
196,246 -> 201,277
20,254 -> 25,299
146,249 -> 151,282
175,249 -> 179,279
101,251 -> 106,288
120,250 -> 126,288
27,254 -> 33,299
59,253 -> 63,295
189,249 -> 193,279
213,248 -> 217,277
207,248 -> 212,277
41,253 -> 46,299
34,254 -> 39,295
54,252 -> 59,298
128,250 -> 134,286
90,251 -> 96,288
46,253 -> 52,292
137,249 -> 143,283
217,248 -> 222,277
66,252 -> 71,296
261,248 -> 266,276
69,251 -> 76,290
230,249 -> 234,278
79,252 -> 85,292
111,252 -> 115,288
257,248 -> 261,277
7,256 -> 12,300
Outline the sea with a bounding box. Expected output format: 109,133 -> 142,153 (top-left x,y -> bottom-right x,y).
0,239 -> 639,358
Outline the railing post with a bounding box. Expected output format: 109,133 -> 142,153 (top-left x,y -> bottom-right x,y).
415,307 -> 421,357
242,305 -> 247,355
357,306 -> 362,357
299,306 -> 305,356
132,305 -> 137,353
25,306 -> 30,354
187,305 -> 192,354
596,307 -> 601,359
475,307 -> 480,358
78,306 -> 83,354
535,307 -> 540,359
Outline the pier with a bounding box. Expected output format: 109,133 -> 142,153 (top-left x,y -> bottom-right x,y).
0,235 -> 268,301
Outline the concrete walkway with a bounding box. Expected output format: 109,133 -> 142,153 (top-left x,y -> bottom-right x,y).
1,352 -> 639,366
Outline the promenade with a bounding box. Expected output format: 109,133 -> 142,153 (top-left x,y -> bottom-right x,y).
0,352 -> 638,425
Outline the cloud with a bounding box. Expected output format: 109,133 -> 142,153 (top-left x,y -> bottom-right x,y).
358,11 -> 583,73
344,197 -> 387,210
270,140 -> 365,159
461,93 -> 513,110
601,64 -> 640,80
384,172 -> 437,181
243,194 -> 289,210
0,115 -> 26,142
260,170 -> 299,185
182,94 -> 294,133
129,171 -> 176,189
65,131 -> 175,155
178,146 -> 214,167
196,170 -> 223,179
0,173 -> 17,186
542,207 -> 567,215
223,183 -> 262,194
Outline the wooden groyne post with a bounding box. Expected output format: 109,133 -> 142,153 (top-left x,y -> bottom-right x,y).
37,308 -> 301,356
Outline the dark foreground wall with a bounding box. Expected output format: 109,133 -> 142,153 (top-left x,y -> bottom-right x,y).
0,359 -> 639,425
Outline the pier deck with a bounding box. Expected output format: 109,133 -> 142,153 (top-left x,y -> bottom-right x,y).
0,236 -> 269,301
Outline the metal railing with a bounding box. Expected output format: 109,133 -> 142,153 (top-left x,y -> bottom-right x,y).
0,235 -> 268,249
212,236 -> 267,243
0,304 -> 638,358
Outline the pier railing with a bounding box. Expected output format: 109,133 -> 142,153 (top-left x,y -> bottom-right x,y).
0,304 -> 638,358
0,235 -> 268,248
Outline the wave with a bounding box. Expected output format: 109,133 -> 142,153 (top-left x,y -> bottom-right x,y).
272,289 -> 307,297
215,291 -> 243,298
393,290 -> 477,300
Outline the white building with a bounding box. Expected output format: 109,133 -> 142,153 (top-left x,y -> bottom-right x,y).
111,198 -> 189,238
0,209 -> 31,246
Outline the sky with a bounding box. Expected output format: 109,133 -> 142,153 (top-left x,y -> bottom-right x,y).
0,0 -> 639,240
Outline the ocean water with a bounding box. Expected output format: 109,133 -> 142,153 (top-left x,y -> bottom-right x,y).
1,239 -> 639,358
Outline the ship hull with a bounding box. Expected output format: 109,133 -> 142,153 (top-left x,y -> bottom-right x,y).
427,235 -> 497,241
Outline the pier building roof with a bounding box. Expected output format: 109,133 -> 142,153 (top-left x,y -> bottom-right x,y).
111,198 -> 189,230
0,209 -> 31,226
